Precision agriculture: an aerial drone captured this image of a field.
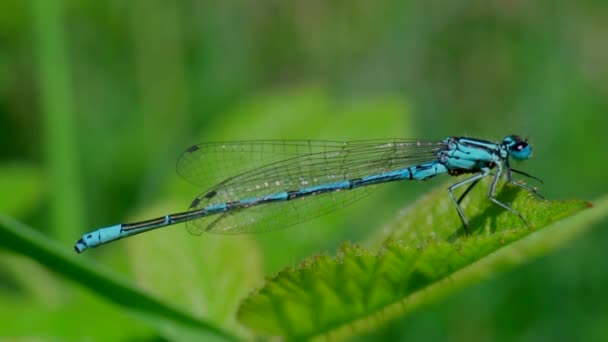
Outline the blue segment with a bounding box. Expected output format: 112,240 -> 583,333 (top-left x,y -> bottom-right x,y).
410,162 -> 448,180
361,169 -> 409,183
74,240 -> 87,253
264,191 -> 289,201
74,224 -> 123,253
74,135 -> 542,253
444,157 -> 478,170
445,142 -> 496,163
238,197 -> 257,205
205,203 -> 227,212
298,181 -> 351,194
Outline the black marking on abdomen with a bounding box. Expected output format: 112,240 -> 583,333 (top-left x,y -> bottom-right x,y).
287,190 -> 299,200
190,198 -> 201,208
414,164 -> 432,171
123,216 -> 167,231
286,181 -> 352,200
286,189 -> 320,200
186,145 -> 199,152
170,210 -> 203,223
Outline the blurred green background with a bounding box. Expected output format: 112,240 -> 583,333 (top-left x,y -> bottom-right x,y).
1,0 -> 607,340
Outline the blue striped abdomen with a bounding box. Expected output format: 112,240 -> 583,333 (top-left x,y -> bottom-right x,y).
201,161 -> 449,213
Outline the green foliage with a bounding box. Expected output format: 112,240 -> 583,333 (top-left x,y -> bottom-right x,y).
191,85 -> 412,274
126,202 -> 264,337
1,1 -> 607,340
237,180 -> 601,340
0,167 -> 604,340
0,163 -> 44,217
32,0 -> 84,244
0,214 -> 238,341
0,89 -> 410,340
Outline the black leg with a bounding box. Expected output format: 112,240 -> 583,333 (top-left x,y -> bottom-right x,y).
447,170 -> 489,236
488,162 -> 528,226
508,166 -> 545,200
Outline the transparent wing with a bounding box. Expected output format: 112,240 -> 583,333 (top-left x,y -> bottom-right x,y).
183,139 -> 446,235
191,182 -> 379,235
177,140 -> 356,188
176,139 -> 432,188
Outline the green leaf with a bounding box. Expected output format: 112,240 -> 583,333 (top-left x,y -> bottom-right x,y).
237,179 -> 604,340
126,201 -> 264,338
0,215 -> 238,341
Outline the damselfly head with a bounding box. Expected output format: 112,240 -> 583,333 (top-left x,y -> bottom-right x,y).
502,135 -> 532,160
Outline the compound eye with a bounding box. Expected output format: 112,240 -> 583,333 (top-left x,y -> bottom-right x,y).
510,141 -> 532,160
513,142 -> 527,152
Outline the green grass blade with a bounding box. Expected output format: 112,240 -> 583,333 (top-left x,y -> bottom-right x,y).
237,180 -> 604,340
31,0 -> 84,244
0,215 -> 238,341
